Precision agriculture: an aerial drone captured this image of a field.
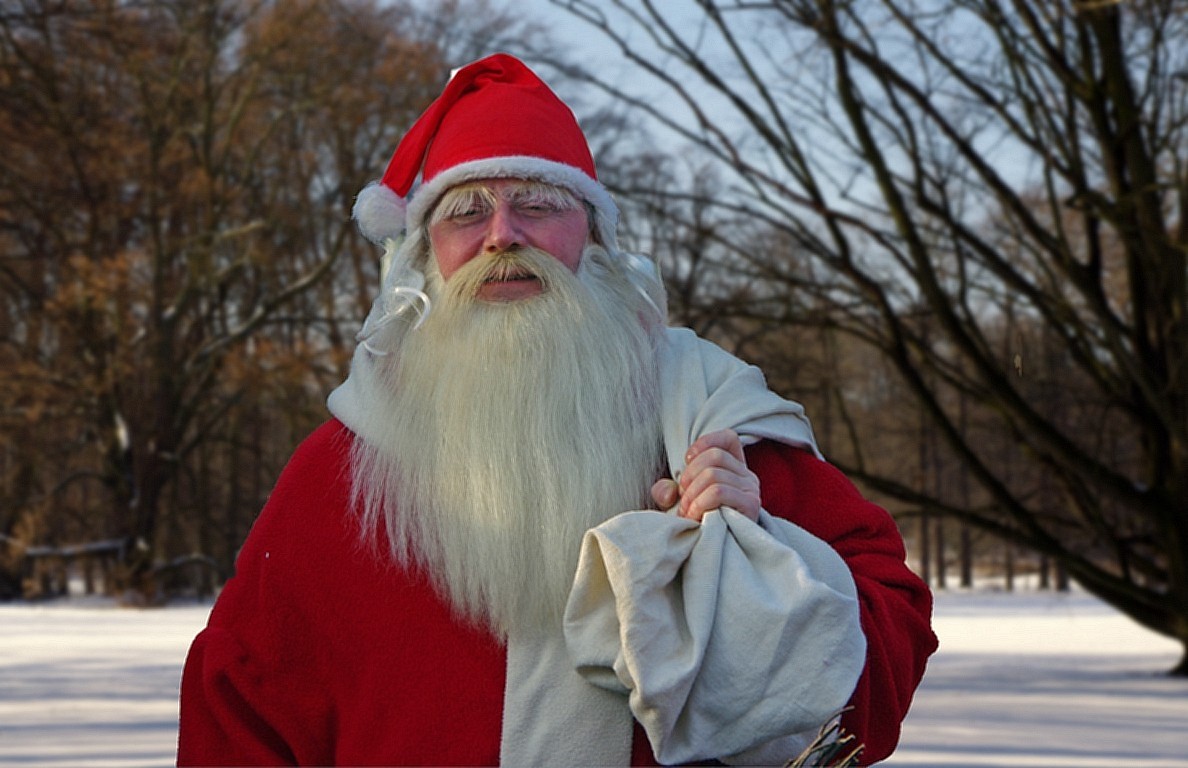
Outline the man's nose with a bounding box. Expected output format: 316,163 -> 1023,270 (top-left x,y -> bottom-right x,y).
483,203 -> 523,253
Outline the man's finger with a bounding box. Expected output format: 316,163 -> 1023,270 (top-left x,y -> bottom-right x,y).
686,429 -> 745,464
651,478 -> 680,511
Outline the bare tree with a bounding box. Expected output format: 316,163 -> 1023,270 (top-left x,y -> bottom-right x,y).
0,0 -> 489,598
548,0 -> 1188,673
1,0 -> 559,600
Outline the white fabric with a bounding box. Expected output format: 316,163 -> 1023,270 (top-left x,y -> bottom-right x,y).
500,627 -> 628,766
654,327 -> 823,469
565,507 -> 865,765
328,326 -> 865,766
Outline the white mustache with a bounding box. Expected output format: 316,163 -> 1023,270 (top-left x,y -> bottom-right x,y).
481,255 -> 538,283
447,247 -> 556,300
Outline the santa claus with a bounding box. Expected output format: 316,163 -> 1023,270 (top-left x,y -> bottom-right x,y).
178,53 -> 936,766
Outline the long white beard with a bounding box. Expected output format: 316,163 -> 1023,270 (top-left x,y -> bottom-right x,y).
350,245 -> 664,636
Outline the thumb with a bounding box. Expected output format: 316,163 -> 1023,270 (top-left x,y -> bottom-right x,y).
651,478 -> 679,511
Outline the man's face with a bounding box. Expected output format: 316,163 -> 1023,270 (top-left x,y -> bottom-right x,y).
426,178 -> 589,302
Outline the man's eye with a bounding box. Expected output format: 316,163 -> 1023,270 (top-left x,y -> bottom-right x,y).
517,201 -> 562,216
446,205 -> 487,222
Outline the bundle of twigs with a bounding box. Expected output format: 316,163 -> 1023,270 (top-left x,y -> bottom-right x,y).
785,712 -> 864,768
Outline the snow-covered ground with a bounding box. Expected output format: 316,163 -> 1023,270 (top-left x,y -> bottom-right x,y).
1,589 -> 1184,767
888,590 -> 1186,767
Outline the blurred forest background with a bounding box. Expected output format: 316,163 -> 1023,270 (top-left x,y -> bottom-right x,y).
1,0 -> 1185,673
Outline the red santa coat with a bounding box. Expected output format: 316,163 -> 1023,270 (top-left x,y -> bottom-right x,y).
178,419 -> 935,766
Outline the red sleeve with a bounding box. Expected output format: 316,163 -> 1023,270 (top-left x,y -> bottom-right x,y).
177,420 -> 351,766
178,627 -> 298,766
746,441 -> 937,765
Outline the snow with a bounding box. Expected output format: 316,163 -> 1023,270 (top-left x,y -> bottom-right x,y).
1,590 -> 1185,767
0,597 -> 209,768
887,590 -> 1187,768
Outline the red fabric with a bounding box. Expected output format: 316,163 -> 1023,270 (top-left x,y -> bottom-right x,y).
178,419 -> 935,766
379,54 -> 597,199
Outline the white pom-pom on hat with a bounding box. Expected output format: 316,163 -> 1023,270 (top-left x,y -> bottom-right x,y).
353,181 -> 407,244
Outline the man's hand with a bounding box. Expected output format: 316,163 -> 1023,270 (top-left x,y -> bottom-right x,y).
650,429 -> 761,523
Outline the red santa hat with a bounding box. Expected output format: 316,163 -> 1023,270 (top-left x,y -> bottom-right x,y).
353,53 -> 618,247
